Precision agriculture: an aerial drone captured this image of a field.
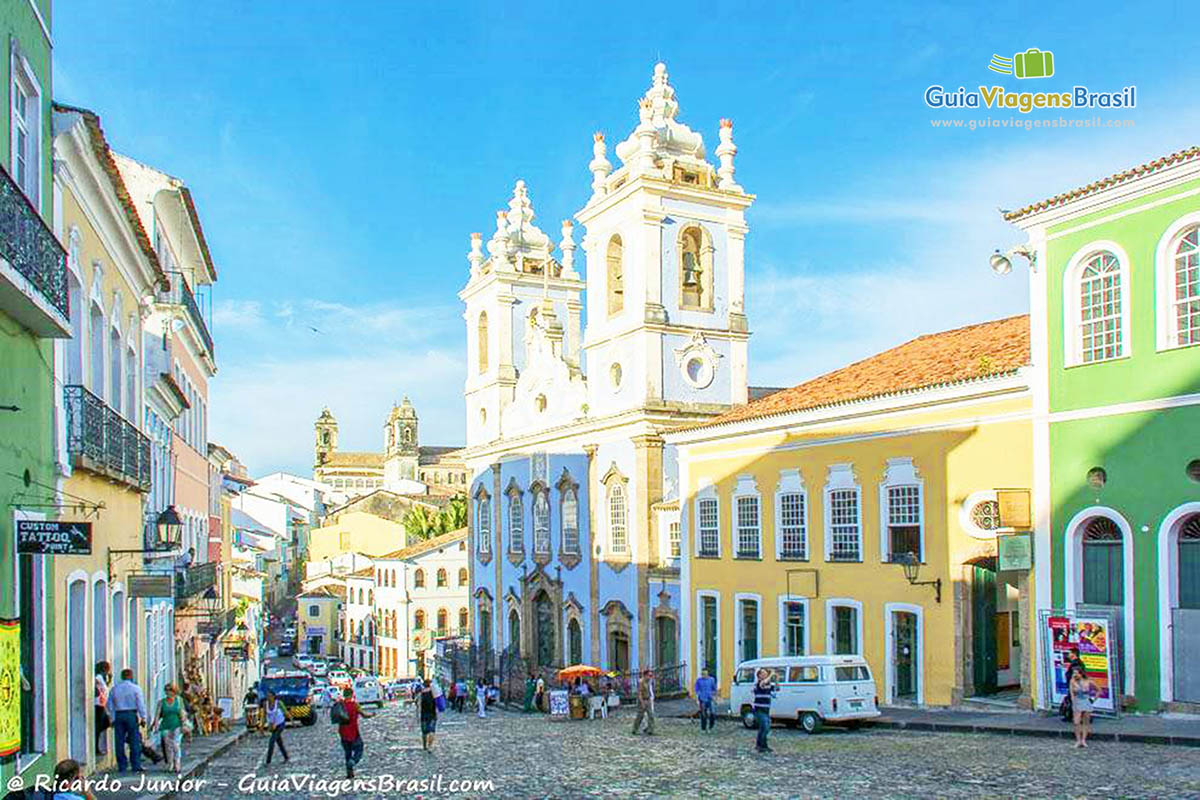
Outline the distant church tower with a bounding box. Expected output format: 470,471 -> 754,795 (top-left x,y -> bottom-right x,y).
383,397 -> 420,481
314,407 -> 338,466
577,62 -> 752,417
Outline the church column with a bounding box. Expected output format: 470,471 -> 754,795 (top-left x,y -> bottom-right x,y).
492,463 -> 503,661
726,224 -> 748,333
633,434 -> 664,669
584,444 -> 601,665
641,208 -> 667,324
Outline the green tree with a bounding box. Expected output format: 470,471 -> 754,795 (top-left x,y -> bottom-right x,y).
403,505 -> 438,542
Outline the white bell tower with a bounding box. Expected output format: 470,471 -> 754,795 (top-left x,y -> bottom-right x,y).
576,63 -> 753,419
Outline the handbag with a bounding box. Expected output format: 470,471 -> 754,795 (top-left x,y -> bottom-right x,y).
435,694 -> 446,713
330,700 -> 349,725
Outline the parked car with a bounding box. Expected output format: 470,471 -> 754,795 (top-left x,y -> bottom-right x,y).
293,654 -> 315,671
729,655 -> 881,734
328,669 -> 352,690
309,680 -> 331,708
310,659 -> 329,677
353,676 -> 384,707
278,640 -> 294,657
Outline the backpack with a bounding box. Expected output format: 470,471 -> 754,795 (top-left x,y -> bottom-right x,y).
330,700 -> 349,725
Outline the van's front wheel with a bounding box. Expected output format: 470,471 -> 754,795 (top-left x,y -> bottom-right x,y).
740,706 -> 756,729
799,711 -> 823,734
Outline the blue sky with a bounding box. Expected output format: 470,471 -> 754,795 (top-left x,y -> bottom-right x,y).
54,1 -> 1200,476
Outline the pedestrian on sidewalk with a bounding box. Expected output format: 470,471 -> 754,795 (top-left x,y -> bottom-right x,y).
1070,670 -> 1097,749
631,670 -> 656,736
335,686 -> 374,778
418,679 -> 438,751
448,681 -> 458,714
263,693 -> 290,765
694,668 -> 717,731
752,668 -> 777,754
455,679 -> 467,712
94,661 -> 112,757
151,683 -> 188,773
105,668 -> 146,773
476,680 -> 487,719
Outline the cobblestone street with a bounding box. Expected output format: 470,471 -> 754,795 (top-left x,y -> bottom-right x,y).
172,703 -> 1200,799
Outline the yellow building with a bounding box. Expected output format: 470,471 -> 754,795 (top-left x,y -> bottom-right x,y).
306,490 -> 445,565
297,585 -> 345,657
668,315 -> 1036,708
51,105 -> 170,769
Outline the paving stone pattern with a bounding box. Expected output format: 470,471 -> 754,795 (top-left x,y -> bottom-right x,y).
181,702 -> 1200,799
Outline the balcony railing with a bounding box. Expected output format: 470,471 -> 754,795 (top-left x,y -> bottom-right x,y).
175,561 -> 217,604
64,385 -> 152,492
168,272 -> 213,356
0,163 -> 68,323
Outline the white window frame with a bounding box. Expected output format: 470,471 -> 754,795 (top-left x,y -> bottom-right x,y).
825,597 -> 864,656
959,489 -> 1014,540
823,463 -> 862,562
532,486 -> 551,555
731,475 -> 761,559
878,457 -> 924,563
607,481 -> 628,554
1155,212 -> 1200,351
1063,241 -> 1132,367
561,485 -> 580,555
777,594 -> 810,657
695,590 -> 721,683
668,518 -> 682,561
694,483 -> 721,558
734,592 -> 762,665
507,488 -> 524,554
774,468 -> 808,560
10,44 -> 42,207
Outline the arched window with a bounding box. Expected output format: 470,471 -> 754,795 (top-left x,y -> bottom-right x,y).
414,569 -> 425,589
477,494 -> 492,554
1082,517 -> 1123,606
606,235 -> 624,316
414,610 -> 425,630
567,617 -> 582,666
561,486 -> 580,555
436,568 -> 447,588
533,487 -> 551,554
436,608 -> 448,634
458,608 -> 469,632
1168,225 -> 1200,348
1076,250 -> 1125,364
1178,515 -> 1200,609
477,311 -> 489,373
508,489 -> 524,554
608,482 -> 628,553
458,568 -> 468,587
679,225 -> 713,309
89,303 -> 105,393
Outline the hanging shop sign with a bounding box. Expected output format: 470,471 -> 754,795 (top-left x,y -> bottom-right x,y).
997,533 -> 1032,571
128,574 -> 174,598
1041,611 -> 1119,714
224,644 -> 249,661
16,520 -> 92,555
0,619 -> 21,758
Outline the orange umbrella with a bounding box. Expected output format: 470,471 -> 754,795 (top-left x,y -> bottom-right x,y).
557,664 -> 603,680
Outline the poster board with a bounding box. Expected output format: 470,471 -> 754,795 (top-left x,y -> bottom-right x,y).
1041,610 -> 1120,714
0,620 -> 19,758
217,697 -> 234,719
548,690 -> 569,718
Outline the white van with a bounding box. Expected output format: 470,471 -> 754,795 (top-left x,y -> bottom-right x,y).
729,655 -> 880,733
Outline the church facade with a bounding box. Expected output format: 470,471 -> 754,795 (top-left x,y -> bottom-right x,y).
465,63 -> 753,677
313,398 -> 467,498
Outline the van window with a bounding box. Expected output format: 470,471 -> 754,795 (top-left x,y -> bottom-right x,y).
787,666 -> 820,683
834,666 -> 870,681
735,667 -> 755,684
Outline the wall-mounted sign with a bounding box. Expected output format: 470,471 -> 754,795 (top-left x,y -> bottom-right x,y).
306,626 -> 326,636
17,520 -> 91,555
128,574 -> 174,598
996,489 -> 1032,529
0,620 -> 21,758
224,644 -> 249,661
998,533 -> 1033,571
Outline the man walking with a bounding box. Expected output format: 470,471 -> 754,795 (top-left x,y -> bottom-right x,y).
694,668 -> 717,731
631,670 -> 656,736
336,687 -> 373,778
263,693 -> 289,765
105,668 -> 146,773
752,668 -> 777,754
418,679 -> 438,751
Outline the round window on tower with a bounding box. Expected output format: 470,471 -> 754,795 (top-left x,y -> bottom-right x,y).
681,354 -> 715,389
609,363 -> 622,390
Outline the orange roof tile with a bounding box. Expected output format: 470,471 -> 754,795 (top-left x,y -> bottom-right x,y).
1003,146 -> 1200,222
693,314 -> 1029,431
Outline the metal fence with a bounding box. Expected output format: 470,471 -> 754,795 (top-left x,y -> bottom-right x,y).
176,561 -> 218,604
64,384 -> 152,491
168,271 -> 214,356
0,162 -> 68,318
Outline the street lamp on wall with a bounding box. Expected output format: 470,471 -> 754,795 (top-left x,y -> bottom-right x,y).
895,552 -> 942,603
155,505 -> 184,551
989,244 -> 1037,275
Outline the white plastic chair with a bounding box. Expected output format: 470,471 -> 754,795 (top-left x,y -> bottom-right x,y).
588,695 -> 607,719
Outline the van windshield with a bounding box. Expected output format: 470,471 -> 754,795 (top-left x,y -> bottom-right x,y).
834,666 -> 870,681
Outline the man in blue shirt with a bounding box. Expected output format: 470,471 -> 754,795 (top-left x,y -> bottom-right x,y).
693,668 -> 717,731
752,668 -> 777,754
105,668 -> 147,772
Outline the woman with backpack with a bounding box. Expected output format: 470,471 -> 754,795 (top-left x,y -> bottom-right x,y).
418,679 -> 438,751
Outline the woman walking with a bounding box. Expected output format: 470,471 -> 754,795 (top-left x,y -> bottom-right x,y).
151,683 -> 187,773
263,693 -> 290,765
418,679 -> 438,751
1070,670 -> 1097,748
93,662 -> 111,757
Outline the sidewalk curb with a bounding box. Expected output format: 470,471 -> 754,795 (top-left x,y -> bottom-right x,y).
869,719 -> 1200,747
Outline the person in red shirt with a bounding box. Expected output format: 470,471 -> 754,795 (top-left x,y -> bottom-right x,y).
337,686 -> 374,778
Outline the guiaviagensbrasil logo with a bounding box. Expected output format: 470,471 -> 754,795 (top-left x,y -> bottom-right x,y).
988,48 -> 1054,79
925,47 -> 1135,114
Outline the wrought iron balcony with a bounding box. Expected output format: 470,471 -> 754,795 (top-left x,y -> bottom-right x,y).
175,561 -> 218,604
64,385 -> 152,492
0,162 -> 69,336
167,271 -> 213,356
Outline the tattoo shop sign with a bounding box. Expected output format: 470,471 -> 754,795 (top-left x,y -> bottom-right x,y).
17,520 -> 92,555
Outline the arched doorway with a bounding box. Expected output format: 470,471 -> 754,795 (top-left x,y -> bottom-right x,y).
67,579 -> 87,764
1168,513 -> 1200,702
533,591 -> 555,668
608,631 -> 630,673
1067,509 -> 1133,697
92,579 -> 108,667
479,607 -> 492,654
112,590 -> 126,676
655,616 -> 677,668
508,609 -> 521,656
567,618 -> 582,666
1082,517 -> 1124,607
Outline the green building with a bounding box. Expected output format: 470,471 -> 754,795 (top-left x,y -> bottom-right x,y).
0,0 -> 65,781
1005,146 -> 1200,712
